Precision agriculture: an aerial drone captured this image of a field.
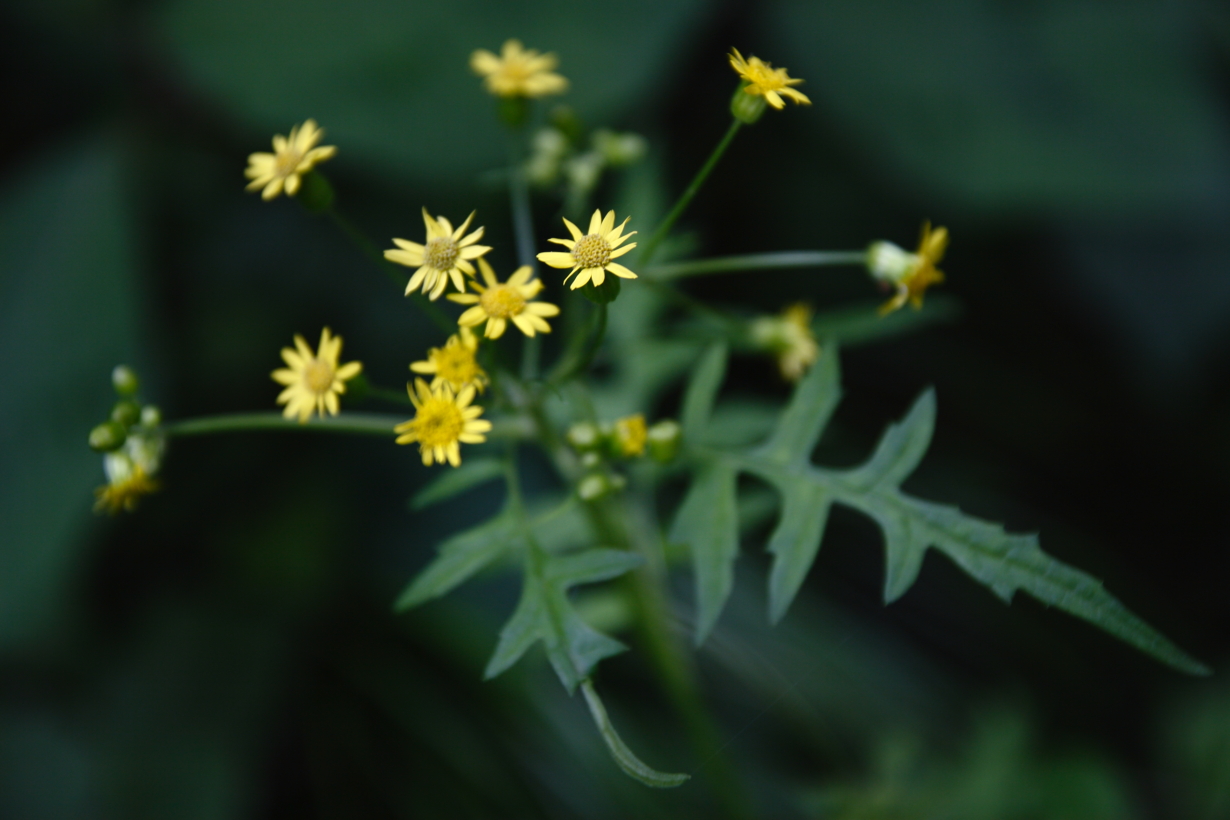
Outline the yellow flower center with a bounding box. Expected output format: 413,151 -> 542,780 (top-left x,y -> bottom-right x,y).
572,234 -> 611,269
435,346 -> 482,384
425,237 -> 460,271
412,399 -> 465,448
480,284 -> 526,318
274,149 -> 302,177
744,62 -> 789,92
304,360 -> 334,393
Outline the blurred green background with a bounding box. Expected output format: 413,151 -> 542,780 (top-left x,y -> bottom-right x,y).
3,0 -> 1230,817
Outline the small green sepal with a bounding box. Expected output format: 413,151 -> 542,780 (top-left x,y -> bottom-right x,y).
579,275 -> 621,304
730,84 -> 767,125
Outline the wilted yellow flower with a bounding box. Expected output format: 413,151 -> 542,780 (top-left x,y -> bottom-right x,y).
386,209 -> 491,301
244,119 -> 337,200
471,39 -> 568,98
395,378 -> 492,467
94,459 -> 159,515
410,327 -> 489,393
613,414 -> 648,457
750,303 -> 820,382
537,209 -> 637,290
728,48 -> 810,110
449,258 -> 560,339
868,222 -> 948,315
271,327 -> 362,423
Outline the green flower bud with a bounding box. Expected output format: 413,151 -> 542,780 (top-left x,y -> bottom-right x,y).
592,129 -> 646,166
297,170 -> 334,214
111,400 -> 140,427
89,421 -> 127,453
112,365 -> 139,396
567,421 -> 601,451
647,419 -> 682,463
730,84 -> 767,125
139,405 -> 162,427
579,274 -> 621,305
578,473 -> 610,501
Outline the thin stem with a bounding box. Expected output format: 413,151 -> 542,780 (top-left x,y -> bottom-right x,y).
647,250 -> 868,281
544,301 -> 607,390
508,134 -> 543,380
325,206 -> 454,333
638,119 -> 742,266
164,411 -> 529,440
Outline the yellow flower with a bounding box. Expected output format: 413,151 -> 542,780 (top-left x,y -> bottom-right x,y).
448,258 -> 560,339
94,459 -> 159,515
470,39 -> 568,98
395,378 -> 492,467
244,119 -> 337,200
868,222 -> 948,315
536,209 -> 638,290
750,303 -> 820,382
728,48 -> 811,110
410,327 -> 489,393
271,327 -> 363,423
385,208 -> 491,301
613,414 -> 647,457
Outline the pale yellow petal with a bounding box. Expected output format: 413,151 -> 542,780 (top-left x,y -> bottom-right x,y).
606,262 -> 637,279
563,218 -> 583,241
511,314 -> 536,337
587,210 -> 603,234
537,251 -> 576,269
486,317 -> 507,339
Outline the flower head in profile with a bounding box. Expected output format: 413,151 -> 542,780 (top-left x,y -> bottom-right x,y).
471,39 -> 568,98
867,221 -> 948,315
410,327 -> 489,393
449,258 -> 560,339
244,119 -> 337,200
395,379 -> 492,467
93,433 -> 165,515
728,48 -> 810,110
613,414 -> 648,457
385,209 -> 491,301
750,303 -> 820,382
271,327 -> 362,423
537,210 -> 637,290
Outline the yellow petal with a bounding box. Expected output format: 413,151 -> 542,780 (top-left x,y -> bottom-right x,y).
537,251 -> 576,269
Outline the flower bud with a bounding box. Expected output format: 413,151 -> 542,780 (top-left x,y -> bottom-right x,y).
567,421 -> 601,451
140,405 -> 162,427
592,129 -> 646,166
730,84 -> 767,125
89,421 -> 127,453
112,365 -> 139,396
647,420 -> 681,462
565,151 -> 604,195
865,241 -> 918,285
111,400 -> 140,427
612,414 -> 647,458
578,473 -> 610,501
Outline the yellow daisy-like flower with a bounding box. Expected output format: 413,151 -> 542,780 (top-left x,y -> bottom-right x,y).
868,222 -> 948,316
385,208 -> 492,301
613,414 -> 648,457
728,48 -> 811,110
271,327 -> 363,423
93,455 -> 159,515
470,39 -> 569,98
395,378 -> 492,467
448,258 -> 560,339
750,303 -> 820,382
244,119 -> 337,201
410,327 -> 489,394
536,209 -> 638,290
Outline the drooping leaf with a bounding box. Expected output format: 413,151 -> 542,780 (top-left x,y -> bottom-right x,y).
410,457 -> 504,510
668,463 -> 739,645
394,508 -> 517,610
680,342 -> 728,440
484,548 -> 643,692
580,679 -> 689,789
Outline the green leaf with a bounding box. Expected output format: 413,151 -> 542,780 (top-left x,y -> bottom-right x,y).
843,388 -> 936,491
765,481 -> 833,624
680,342 -> 727,439
580,679 -> 689,788
394,509 -> 517,610
410,457 -> 504,509
669,463 -> 739,645
484,548 -> 643,692
753,342 -> 842,466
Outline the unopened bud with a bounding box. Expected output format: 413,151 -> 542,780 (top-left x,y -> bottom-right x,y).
112,365 -> 139,396
592,129 -> 646,166
140,405 -> 162,427
111,400 -> 140,427
612,414 -> 647,458
647,420 -> 681,462
567,422 -> 601,450
577,473 -> 610,501
89,421 -> 127,453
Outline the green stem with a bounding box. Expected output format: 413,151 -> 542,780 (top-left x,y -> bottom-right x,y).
638,119 -> 742,266
544,302 -> 607,390
325,206 -> 454,333
508,135 -> 543,381
647,250 -> 868,281
163,411 -> 529,440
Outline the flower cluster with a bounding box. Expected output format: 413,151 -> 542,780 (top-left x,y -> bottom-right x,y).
89,366 -> 165,514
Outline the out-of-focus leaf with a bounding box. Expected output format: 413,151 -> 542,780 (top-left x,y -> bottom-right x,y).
158,0 -> 709,186
668,463 -> 738,645
753,342 -> 841,466
395,507 -> 517,610
680,342 -> 727,440
765,481 -> 832,624
580,680 -> 689,789
484,548 -> 642,692
410,457 -> 504,509
0,135 -> 139,651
